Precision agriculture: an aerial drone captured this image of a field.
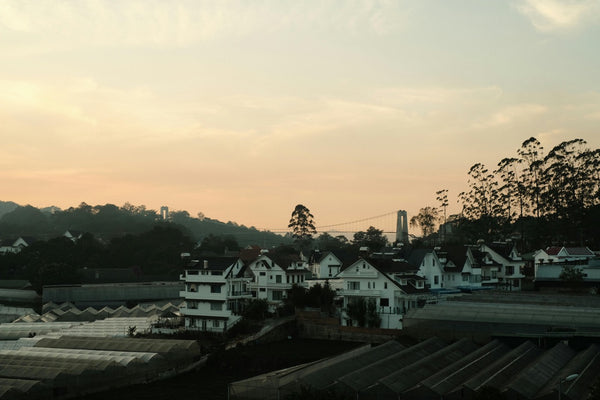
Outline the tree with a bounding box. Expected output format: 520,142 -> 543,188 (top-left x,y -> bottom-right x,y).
559,265 -> 584,288
517,137 -> 544,217
436,189 -> 449,241
314,232 -> 349,251
410,207 -> 440,238
345,297 -> 367,327
366,298 -> 381,328
197,234 -> 239,256
352,226 -> 388,251
288,204 -> 317,244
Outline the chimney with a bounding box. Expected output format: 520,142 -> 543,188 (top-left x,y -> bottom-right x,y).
203,260 -> 208,269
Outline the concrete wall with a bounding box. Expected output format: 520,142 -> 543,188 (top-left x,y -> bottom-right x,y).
296,310 -> 397,343
43,282 -> 183,307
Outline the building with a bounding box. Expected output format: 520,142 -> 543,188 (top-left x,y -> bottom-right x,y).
533,246 -> 600,290
337,258 -> 431,329
179,257 -> 242,332
436,245 -> 483,290
477,242 -> 526,291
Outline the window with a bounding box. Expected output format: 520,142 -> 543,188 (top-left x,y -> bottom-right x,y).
434,276 -> 439,285
348,281 -> 360,290
259,288 -> 266,292
272,291 -> 283,301
276,275 -> 282,283
417,281 -> 424,288
213,320 -> 220,328
368,282 -> 371,289
384,282 -> 388,289
210,302 -> 222,311
462,275 -> 468,282
506,266 -> 514,275
380,298 -> 389,307
372,282 -> 376,289
259,272 -> 266,276
210,284 -> 222,293
287,276 -> 290,283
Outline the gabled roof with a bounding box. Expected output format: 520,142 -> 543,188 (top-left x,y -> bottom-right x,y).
187,257 -> 238,272
437,245 -> 469,273
487,242 -> 515,259
239,247 -> 262,263
406,248 -> 433,268
369,258 -> 418,275
562,247 -> 595,256
309,250 -> 342,265
545,246 -> 562,256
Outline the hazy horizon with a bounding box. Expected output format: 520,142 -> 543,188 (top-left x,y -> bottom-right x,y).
1,1 -> 599,232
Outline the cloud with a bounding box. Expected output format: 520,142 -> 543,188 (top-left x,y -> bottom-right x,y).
473,103 -> 547,128
515,0 -> 600,32
0,0 -> 406,53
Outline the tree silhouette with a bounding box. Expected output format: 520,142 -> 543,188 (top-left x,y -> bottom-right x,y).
288,204 -> 316,244
410,207 -> 440,238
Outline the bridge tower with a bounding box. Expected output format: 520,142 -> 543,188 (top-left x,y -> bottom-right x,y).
396,210 -> 408,244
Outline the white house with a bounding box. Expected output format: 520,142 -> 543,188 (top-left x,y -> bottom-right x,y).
245,254 -> 291,312
179,257 -> 243,333
477,242 -> 525,291
436,245 -> 482,290
337,258 -> 431,329
407,249 -> 444,290
309,251 -> 343,279
64,230 -> 84,242
0,237 -> 35,254
534,246 -> 599,287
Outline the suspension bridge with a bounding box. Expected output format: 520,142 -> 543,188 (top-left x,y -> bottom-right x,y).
262,210 -> 409,242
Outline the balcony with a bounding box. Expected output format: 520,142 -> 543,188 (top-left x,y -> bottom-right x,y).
180,272 -> 225,283
247,282 -> 291,291
339,289 -> 381,297
481,276 -> 499,284
180,291 -> 227,301
179,307 -> 231,318
227,290 -> 253,298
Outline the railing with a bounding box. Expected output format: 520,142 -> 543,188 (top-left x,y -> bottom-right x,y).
378,306 -> 402,315
228,291 -> 253,297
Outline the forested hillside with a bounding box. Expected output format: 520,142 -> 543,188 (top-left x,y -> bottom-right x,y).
0,201 -> 288,248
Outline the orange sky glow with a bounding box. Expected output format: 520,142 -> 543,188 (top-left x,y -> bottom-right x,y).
1,1 -> 599,234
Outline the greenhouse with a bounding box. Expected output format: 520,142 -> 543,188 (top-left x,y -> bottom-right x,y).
228,338 -> 600,400
0,334 -> 201,399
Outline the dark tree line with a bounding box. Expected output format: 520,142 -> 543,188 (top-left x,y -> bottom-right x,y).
0,225 -> 194,292
456,137 -> 600,249
0,201 -> 288,247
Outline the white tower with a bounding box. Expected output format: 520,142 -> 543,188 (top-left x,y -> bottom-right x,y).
160,206 -> 169,220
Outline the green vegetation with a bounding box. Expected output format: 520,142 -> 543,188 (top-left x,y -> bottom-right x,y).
0,225 -> 193,291
284,283 -> 336,314
0,201 -> 288,248
352,226 -> 388,251
408,137 -> 600,251
288,204 -> 317,248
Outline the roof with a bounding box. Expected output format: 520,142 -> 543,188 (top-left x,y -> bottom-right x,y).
232,339 -> 600,400
406,248 -> 433,268
437,245 -> 469,273
239,246 -> 262,263
563,247 -> 595,256
187,257 -> 238,271
487,242 -> 515,259
546,246 -> 562,256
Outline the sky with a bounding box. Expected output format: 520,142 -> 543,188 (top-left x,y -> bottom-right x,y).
1,0 -> 599,233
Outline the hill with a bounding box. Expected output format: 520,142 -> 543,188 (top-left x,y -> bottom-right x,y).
0,201 -> 289,248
